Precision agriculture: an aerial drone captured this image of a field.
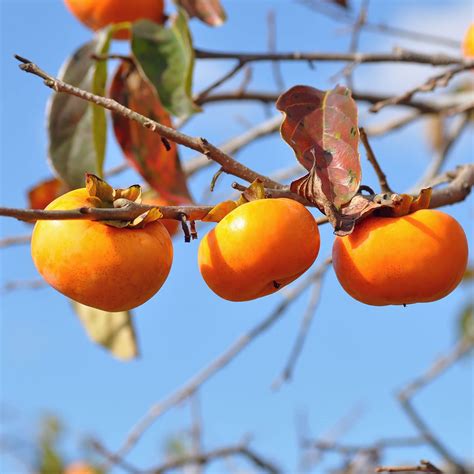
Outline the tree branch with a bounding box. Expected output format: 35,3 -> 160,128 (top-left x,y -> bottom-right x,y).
194,48 -> 470,67
370,63 -> 474,113
15,55 -> 283,190
359,127 -> 393,194
101,261 -> 329,468
397,339 -> 472,474
375,460 -> 443,473
147,444 -> 281,474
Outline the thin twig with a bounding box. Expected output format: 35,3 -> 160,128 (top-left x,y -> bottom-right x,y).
101,262 -> 329,468
267,10 -> 285,92
0,234 -> 31,248
370,63 -> 474,113
194,48 -> 469,67
15,55 -> 283,190
272,258 -> 331,389
413,113 -> 471,191
145,444 -> 281,474
194,60 -> 246,104
200,90 -> 445,114
375,460 -> 443,473
359,127 -> 393,193
296,0 -> 461,49
338,0 -> 369,89
397,339 -> 472,474
189,394 -> 203,474
184,114 -> 282,177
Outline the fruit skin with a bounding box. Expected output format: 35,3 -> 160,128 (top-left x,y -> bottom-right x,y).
198,198 -> 320,302
332,209 -> 468,306
64,0 -> 165,39
31,188 -> 173,312
64,462 -> 96,474
144,197 -> 180,237
463,23 -> 474,58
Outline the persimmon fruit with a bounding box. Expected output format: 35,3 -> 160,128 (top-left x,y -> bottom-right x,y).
332,209 -> 468,306
198,198 -> 320,302
462,22 -> 474,58
31,188 -> 173,312
64,0 -> 165,39
64,463 -> 96,474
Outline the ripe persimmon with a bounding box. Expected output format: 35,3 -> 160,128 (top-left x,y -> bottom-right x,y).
462,22 -> 474,58
332,209 -> 468,306
31,188 -> 173,312
64,463 -> 96,474
198,198 -> 320,302
64,0 -> 165,39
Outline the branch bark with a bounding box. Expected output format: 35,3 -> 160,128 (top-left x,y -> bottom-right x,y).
15,55 -> 283,190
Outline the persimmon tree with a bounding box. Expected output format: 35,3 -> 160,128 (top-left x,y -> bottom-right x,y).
0,1 -> 473,473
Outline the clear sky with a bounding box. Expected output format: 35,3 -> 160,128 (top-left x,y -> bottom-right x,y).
1,1 -> 473,473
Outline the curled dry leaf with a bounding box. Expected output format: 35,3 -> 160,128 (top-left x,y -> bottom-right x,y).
84,174 -> 164,229
109,60 -> 193,205
202,179 -> 266,223
336,187 -> 433,236
176,0 -> 226,27
276,84 -> 361,230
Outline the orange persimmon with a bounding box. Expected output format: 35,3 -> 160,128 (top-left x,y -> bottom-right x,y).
198,198 -> 320,302
462,22 -> 474,58
31,188 -> 173,312
64,0 -> 165,39
332,209 -> 468,306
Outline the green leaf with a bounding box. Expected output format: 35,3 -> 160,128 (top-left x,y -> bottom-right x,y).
132,12 -> 199,118
109,61 -> 193,204
47,28 -> 113,189
37,415 -> 64,474
458,302 -> 474,344
72,301 -> 139,361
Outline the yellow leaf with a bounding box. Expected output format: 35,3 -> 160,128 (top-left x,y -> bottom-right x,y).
201,200 -> 238,222
85,173 -> 114,202
71,301 -> 139,361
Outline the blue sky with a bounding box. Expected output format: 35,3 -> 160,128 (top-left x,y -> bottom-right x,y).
1,1 -> 473,473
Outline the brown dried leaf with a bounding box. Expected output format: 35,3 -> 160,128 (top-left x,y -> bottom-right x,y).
176,0 -> 227,27
277,85 -> 361,213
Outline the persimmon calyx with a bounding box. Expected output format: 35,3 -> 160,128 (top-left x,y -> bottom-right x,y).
333,187 -> 432,236
84,173 -> 163,228
202,179 -> 266,223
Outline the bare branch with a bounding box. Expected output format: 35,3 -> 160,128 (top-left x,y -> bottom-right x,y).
102,261 -> 329,468
0,234 -> 31,249
428,163 -> 474,208
359,128 -> 393,194
370,64 -> 474,113
296,0 -> 460,49
184,115 -> 281,177
194,48 -> 470,67
272,258 -> 331,388
375,460 -> 443,473
397,339 -> 472,474
200,90 -> 447,114
414,113 -> 471,191
147,444 -> 281,474
267,10 -> 285,92
15,55 -> 283,190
